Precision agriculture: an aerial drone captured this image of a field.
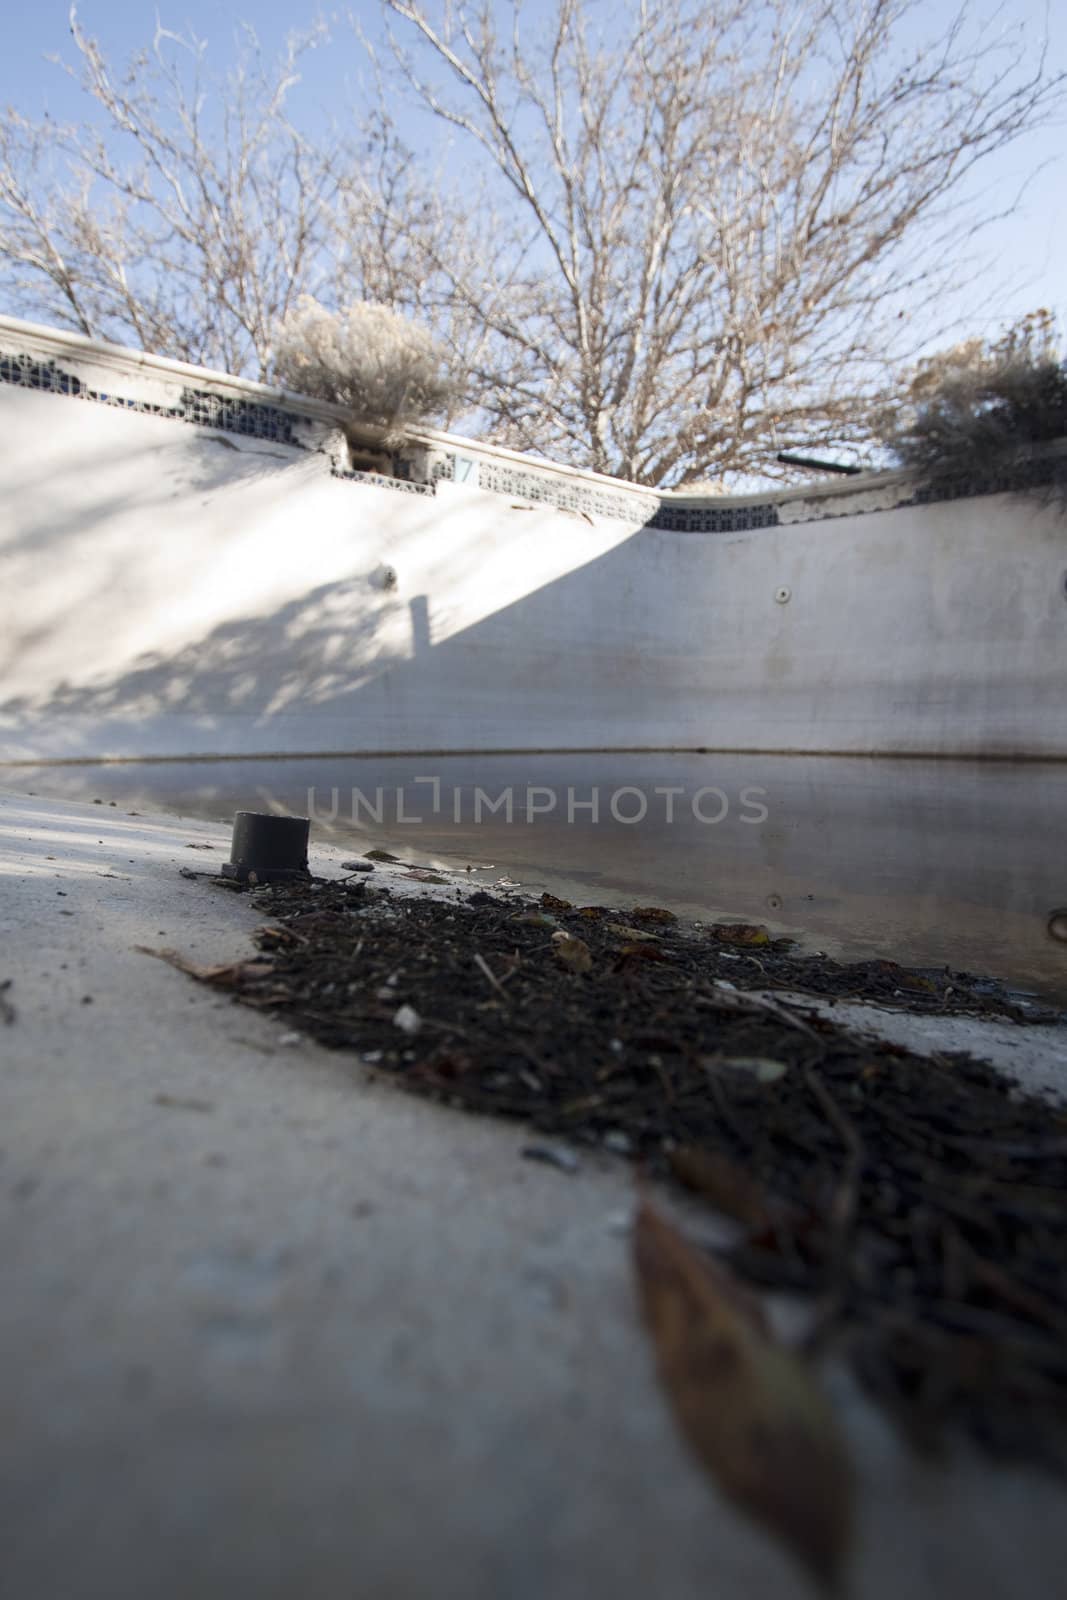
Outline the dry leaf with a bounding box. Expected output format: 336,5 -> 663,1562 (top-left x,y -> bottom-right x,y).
154,1092 -> 214,1113
551,932 -> 593,973
633,1200 -> 852,1589
136,946 -> 274,988
540,892 -> 573,912
631,905 -> 678,924
255,924 -> 304,949
605,922 -> 661,941
618,943 -> 671,963
669,1147 -> 776,1232
709,923 -> 771,946
515,910 -> 557,930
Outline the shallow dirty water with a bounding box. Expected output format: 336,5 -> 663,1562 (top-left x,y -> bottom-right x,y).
3,753 -> 1066,1006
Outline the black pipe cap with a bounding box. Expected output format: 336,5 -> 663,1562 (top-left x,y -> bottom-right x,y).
221,811 -> 310,884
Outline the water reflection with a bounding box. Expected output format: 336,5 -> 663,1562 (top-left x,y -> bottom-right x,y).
4,754 -> 1065,1005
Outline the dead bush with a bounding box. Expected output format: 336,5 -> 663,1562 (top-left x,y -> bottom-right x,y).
885,311 -> 1067,489
272,296 -> 456,435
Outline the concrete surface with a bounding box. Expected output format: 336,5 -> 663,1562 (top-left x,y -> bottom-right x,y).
3,315 -> 1067,763
781,994 -> 1067,1099
2,791 -> 1067,1600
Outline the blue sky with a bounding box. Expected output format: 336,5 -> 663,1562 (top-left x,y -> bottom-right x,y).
0,3 -> 359,132
2,0 -> 1064,345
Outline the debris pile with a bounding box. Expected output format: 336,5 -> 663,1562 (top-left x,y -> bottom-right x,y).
156,874 -> 1067,1472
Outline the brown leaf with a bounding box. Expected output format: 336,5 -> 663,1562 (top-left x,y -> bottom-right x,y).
617,943 -> 671,963
670,1147 -> 776,1233
633,1200 -> 852,1589
709,923 -> 771,946
420,1049 -> 475,1082
514,911 -> 558,930
898,971 -> 937,994
136,946 -> 274,989
631,905 -> 678,924
255,924 -> 304,950
154,1092 -> 215,1113
551,931 -> 593,973
540,892 -> 573,912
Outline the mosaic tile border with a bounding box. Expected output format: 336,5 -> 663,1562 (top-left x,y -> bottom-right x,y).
330,465 -> 435,496
648,501 -> 781,533
0,350 -> 302,446
645,458 -> 1065,532
474,459 -> 654,523
0,349 -> 654,518
3,344 -> 1060,528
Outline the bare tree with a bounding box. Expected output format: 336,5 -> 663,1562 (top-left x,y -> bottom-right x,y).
0,6 -> 495,424
1,2 -> 1062,483
373,0 -> 1064,483
0,7 -> 418,380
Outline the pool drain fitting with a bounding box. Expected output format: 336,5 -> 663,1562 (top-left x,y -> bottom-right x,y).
221,811 -> 311,884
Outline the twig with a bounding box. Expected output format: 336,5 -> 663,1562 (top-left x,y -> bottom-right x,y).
804,1068 -> 865,1235
696,983 -> 823,1041
473,951 -> 509,1000
968,1253 -> 1067,1339
511,1037 -> 560,1078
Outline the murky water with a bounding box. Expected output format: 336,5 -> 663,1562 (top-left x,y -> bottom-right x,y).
4,754 -> 1066,1006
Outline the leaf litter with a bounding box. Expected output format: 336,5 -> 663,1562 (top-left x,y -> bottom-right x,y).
634,1198 -> 852,1589
144,875 -> 1067,1498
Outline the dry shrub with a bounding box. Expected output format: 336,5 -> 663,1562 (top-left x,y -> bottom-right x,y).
885,310 -> 1067,490
272,296 -> 456,435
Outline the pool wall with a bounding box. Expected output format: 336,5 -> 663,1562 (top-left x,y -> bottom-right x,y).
2,314 -> 1065,762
